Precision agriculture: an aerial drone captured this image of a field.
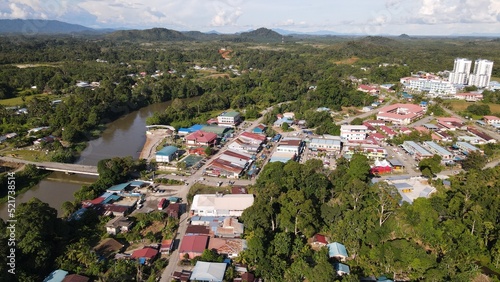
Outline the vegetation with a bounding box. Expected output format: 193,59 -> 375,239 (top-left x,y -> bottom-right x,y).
0,164 -> 50,203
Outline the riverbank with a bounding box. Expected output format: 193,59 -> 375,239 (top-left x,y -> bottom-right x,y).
139,130 -> 167,160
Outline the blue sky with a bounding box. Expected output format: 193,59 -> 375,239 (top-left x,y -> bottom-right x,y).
1,0 -> 500,35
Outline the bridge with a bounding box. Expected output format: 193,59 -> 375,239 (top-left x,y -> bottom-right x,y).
0,156 -> 99,176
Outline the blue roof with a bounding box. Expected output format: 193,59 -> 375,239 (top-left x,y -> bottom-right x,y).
190,124 -> 204,131
377,276 -> 393,282
157,146 -> 178,156
334,262 -> 350,274
327,242 -> 348,258
102,194 -> 121,204
68,208 -> 87,221
43,269 -> 68,282
129,180 -> 146,187
107,183 -> 130,192
168,196 -> 180,203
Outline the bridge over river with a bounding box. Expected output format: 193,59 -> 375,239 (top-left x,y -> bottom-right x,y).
0,156 -> 98,176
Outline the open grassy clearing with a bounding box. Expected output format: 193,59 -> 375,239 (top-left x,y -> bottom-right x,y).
448,100 -> 500,113
0,93 -> 62,106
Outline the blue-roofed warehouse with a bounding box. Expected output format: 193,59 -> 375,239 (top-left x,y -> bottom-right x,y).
106,183 -> 131,193
327,242 -> 348,261
155,146 -> 179,163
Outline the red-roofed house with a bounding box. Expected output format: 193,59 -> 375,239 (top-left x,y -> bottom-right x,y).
189,146 -> 207,156
131,247 -> 158,264
365,120 -> 386,127
380,125 -> 397,139
437,117 -> 465,131
161,239 -> 174,254
483,116 -> 500,125
455,92 -> 483,101
311,234 -> 328,247
62,274 -> 90,282
357,84 -> 379,94
399,127 -> 412,134
363,122 -> 377,133
414,126 -> 429,134
431,133 -> 442,141
179,235 -> 209,259
239,132 -> 267,144
166,203 -> 180,219
369,132 -> 386,142
186,131 -> 218,147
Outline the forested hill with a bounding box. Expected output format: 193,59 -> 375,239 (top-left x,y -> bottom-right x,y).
239,27 -> 284,42
0,19 -> 94,34
105,28 -> 192,41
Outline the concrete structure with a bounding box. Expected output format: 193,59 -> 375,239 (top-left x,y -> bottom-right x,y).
217,111 -> 241,127
308,138 -> 342,152
470,59 -> 494,88
402,141 -> 433,161
400,76 -> 457,96
327,242 -> 348,261
340,125 -> 368,141
186,130 -> 217,147
205,150 -> 252,178
449,58 -> 472,85
190,261 -> 227,282
455,141 -> 483,155
455,92 -> 483,102
105,216 -> 133,235
483,115 -> 500,125
376,103 -> 425,125
155,146 -> 178,163
343,143 -> 387,160
423,141 -> 453,160
190,194 -> 254,217
276,138 -> 302,154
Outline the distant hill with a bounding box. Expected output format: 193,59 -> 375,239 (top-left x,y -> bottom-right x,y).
106,28 -> 191,41
239,27 -> 284,42
0,19 -> 94,34
399,33 -> 411,39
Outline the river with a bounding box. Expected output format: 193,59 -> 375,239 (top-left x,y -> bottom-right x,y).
0,98 -> 195,220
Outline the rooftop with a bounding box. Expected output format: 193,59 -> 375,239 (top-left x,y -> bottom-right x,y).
157,146 -> 178,156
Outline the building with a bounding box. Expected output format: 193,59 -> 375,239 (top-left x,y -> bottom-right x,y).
62,274 -> 90,282
252,124 -> 267,134
402,141 -> 433,161
343,143 -> 387,160
190,261 -> 227,282
228,138 -> 260,153
400,76 -> 457,96
161,239 -> 174,254
469,59 -> 494,88
327,242 -> 348,261
186,225 -> 211,236
311,234 -> 328,247
105,216 -> 133,235
455,92 -> 483,102
201,125 -> 232,137
44,270 -> 69,282
155,146 -> 178,163
376,103 -> 425,125
455,141 -> 483,155
190,194 -> 254,217
449,58 -> 472,85
165,203 -> 180,219
423,141 -> 453,160
309,138 -> 342,152
208,238 -> 247,258
186,130 -> 218,147
437,117 -> 466,131
217,111 -> 241,127
239,132 -> 266,145
215,217 -> 244,238
334,263 -> 351,276
483,115 -> 500,125
178,235 -> 209,259
340,125 -> 368,141
276,138 -> 302,153
131,247 -> 158,265
205,150 -> 252,178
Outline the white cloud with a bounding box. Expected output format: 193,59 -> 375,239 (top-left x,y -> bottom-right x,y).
410,0 -> 500,24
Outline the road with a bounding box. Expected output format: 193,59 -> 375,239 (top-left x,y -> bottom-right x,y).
442,107 -> 500,140
335,97 -> 394,125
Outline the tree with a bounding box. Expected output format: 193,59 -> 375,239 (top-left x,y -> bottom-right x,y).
418,155 -> 442,177
372,182 -> 401,226
461,151 -> 487,171
348,154 -> 371,182
282,122 -> 290,131
204,146 -> 213,156
350,117 -> 364,125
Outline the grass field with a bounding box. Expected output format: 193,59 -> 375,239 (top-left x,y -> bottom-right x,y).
1,149 -> 51,162
0,93 -> 61,107
448,100 -> 500,113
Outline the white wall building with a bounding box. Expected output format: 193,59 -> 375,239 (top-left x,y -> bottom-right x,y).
449,58 -> 472,85
190,194 -> 254,217
400,77 -> 457,96
469,59 -> 494,88
340,125 -> 368,141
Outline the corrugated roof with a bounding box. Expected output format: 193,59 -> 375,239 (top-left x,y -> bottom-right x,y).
157,146 -> 178,156
327,242 -> 348,258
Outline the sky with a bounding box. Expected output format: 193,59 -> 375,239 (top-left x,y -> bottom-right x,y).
1,0 -> 500,35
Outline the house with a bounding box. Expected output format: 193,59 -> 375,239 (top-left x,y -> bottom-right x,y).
437,117 -> 466,131
228,138 -> 260,154
205,150 -> 253,178
239,132 -> 267,145
217,111 -> 241,127
334,262 -> 351,276
252,124 -> 267,134
155,146 -> 178,163
178,235 -> 209,259
208,238 -> 247,258
340,125 -> 368,140
215,217 -> 244,238
186,131 -> 218,147
365,120 -> 386,127
93,238 -> 125,258
34,135 -> 56,146
161,239 -> 174,254
399,127 -> 412,134
311,234 -> 328,247
186,225 -> 211,236
363,122 -> 377,133
401,141 -> 433,161
165,203 -> 180,218
283,112 -> 295,119
62,274 -> 90,282
327,242 -> 348,261
104,205 -> 131,217
423,141 -> 453,160
483,115 -> 500,125
234,272 -> 256,282
455,92 -> 483,101
468,127 -> 497,144
44,270 -> 68,282
276,138 -> 302,153
190,194 -> 254,217
189,146 -> 208,156
190,261 -> 227,282
455,141 -> 483,155
376,103 -> 425,125
368,133 -> 386,142
105,216 -> 133,235
273,117 -> 294,127
379,125 -> 396,139
357,84 -> 379,94
131,247 -> 158,265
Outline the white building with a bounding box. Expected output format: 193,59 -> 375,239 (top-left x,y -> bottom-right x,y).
217,111 -> 241,127
449,58 -> 472,85
469,59 -> 494,88
340,125 -> 368,141
190,194 -> 254,217
309,138 -> 342,152
400,77 -> 457,96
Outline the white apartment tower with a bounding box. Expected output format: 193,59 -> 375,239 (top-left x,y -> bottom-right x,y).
469,59 -> 494,88
449,58 -> 472,85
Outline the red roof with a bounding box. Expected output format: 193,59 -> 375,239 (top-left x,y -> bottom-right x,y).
62,274 -> 90,282
186,130 -> 217,143
161,239 -> 173,249
240,132 -> 267,141
179,235 -> 208,253
313,234 -> 328,245
90,197 -> 105,205
370,133 -> 385,140
231,186 -> 248,194
131,247 -> 158,259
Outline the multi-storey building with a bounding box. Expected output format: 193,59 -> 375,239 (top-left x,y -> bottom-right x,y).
469,59 -> 494,88
400,77 -> 457,96
449,58 -> 472,85
340,125 -> 368,141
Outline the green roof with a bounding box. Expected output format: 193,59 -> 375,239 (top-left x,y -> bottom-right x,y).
157,146 -> 178,156
220,111 -> 240,117
201,125 -> 229,135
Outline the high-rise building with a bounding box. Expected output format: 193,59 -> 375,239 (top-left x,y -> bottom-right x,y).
469,59 -> 494,88
449,58 -> 472,85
